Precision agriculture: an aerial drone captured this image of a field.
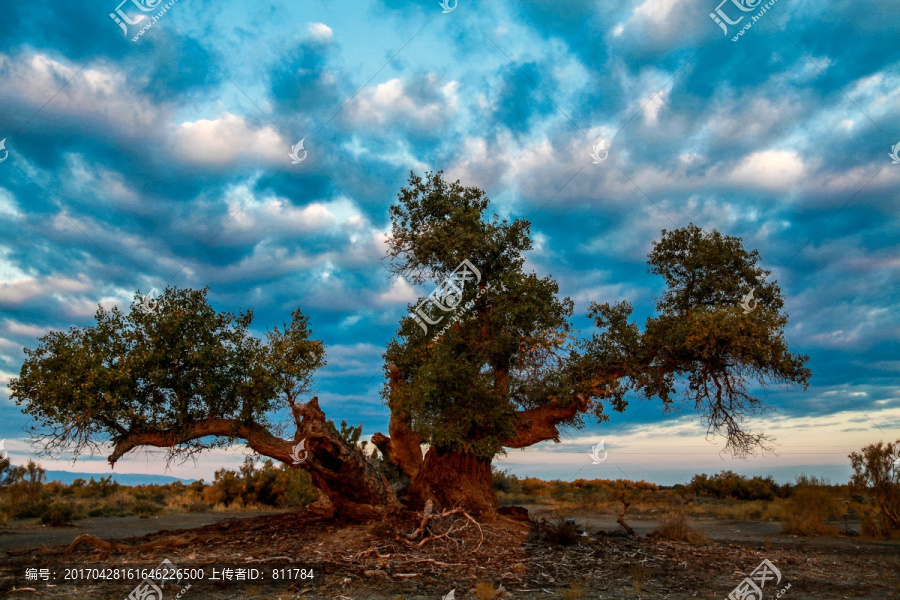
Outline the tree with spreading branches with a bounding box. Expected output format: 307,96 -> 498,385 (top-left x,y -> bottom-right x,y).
10,171 -> 810,520
375,171 -> 810,513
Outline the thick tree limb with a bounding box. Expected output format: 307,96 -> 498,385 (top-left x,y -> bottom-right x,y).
108,397 -> 400,522
372,363 -> 424,480
108,419 -> 292,465
499,393 -> 589,448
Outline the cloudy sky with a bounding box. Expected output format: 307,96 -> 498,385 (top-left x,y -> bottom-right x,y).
0,0 -> 897,485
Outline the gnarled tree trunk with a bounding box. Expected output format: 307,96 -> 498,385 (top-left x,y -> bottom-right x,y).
372,363 -> 592,518
290,398 -> 401,521
408,447 -> 497,517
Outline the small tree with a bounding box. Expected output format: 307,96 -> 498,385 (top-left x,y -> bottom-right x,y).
5,460 -> 48,518
10,287 -> 397,521
849,440 -> 900,538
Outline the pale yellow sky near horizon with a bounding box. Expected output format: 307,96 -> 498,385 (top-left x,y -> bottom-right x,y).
3,406 -> 897,485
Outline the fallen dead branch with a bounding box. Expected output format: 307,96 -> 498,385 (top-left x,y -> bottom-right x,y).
617,495 -> 636,537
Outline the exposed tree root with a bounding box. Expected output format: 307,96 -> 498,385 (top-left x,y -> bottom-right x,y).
398,501 -> 484,552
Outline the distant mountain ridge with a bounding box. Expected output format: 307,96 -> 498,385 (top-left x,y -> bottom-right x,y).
41,470 -> 196,486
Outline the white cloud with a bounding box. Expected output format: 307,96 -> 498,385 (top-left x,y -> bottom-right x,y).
173,113 -> 284,166
0,275 -> 93,307
728,149 -> 807,189
0,188 -> 22,218
632,0 -> 680,27
0,52 -> 159,138
620,0 -> 705,41
343,75 -> 459,131
641,88 -> 668,124
378,277 -> 417,305
2,319 -> 51,338
308,22 -> 333,42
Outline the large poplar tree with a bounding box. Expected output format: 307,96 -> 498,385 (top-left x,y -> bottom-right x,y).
10,172 -> 810,519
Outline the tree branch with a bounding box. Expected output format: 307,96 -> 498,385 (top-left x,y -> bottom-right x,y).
500,393 -> 589,448
109,397 -> 401,522
108,418 -> 292,466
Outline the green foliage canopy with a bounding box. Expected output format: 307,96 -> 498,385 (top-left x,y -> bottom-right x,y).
10,287 -> 326,461
384,172 -> 810,460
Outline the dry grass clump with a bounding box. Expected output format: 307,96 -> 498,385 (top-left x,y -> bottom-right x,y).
707,499 -> 784,521
562,578 -> 590,599
651,510 -> 708,543
781,475 -> 839,536
474,581 -> 505,599
629,562 -> 649,594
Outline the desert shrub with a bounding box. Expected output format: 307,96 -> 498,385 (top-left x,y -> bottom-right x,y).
521,477 -> 550,497
131,499 -> 164,517
688,470 -> 780,501
570,479 -> 610,509
708,500 -> 784,521
133,486 -> 167,504
652,510 -> 708,543
205,469 -> 243,506
492,468 -> 522,494
537,517 -> 580,546
44,481 -> 68,497
10,499 -> 48,519
5,460 -> 48,518
781,475 -> 839,535
87,505 -> 124,518
549,480 -> 572,501
41,502 -> 77,526
83,475 -> 121,498
182,500 -> 209,513
282,468 -> 318,508
205,457 -> 316,509
849,440 -> 900,539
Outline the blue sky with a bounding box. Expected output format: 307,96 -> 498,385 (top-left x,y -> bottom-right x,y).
0,0 -> 897,485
